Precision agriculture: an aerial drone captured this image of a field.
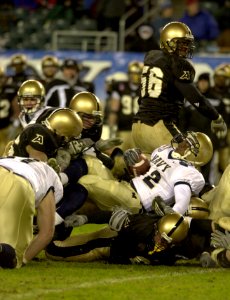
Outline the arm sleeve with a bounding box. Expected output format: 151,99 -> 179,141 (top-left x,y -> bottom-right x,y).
173,183 -> 192,215
175,80 -> 219,120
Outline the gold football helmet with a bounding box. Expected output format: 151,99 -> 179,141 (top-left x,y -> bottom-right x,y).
69,91 -> 103,127
186,197 -> 210,219
214,64 -> 230,78
41,55 -> 59,68
158,213 -> 189,243
10,53 -> 27,66
185,132 -> 213,166
160,21 -> 195,58
128,61 -> 143,85
213,64 -> 230,88
44,108 -> 83,141
18,79 -> 45,114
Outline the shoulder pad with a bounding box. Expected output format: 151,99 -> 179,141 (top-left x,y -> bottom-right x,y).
172,57 -> 195,83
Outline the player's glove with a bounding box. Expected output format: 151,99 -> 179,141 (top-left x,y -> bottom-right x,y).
64,213 -> 88,227
200,252 -> 217,268
211,230 -> 230,250
56,148 -> 71,171
66,138 -> 94,157
47,158 -> 61,173
151,196 -> 175,216
109,208 -> 131,231
123,148 -> 142,167
129,256 -> 150,265
95,137 -> 123,152
211,114 -> 227,139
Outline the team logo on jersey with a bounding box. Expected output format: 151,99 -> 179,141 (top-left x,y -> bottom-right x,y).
180,71 -> 191,80
32,134 -> 44,145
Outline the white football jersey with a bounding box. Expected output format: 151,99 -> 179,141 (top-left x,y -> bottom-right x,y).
0,157 -> 63,207
132,145 -> 205,212
19,106 -> 52,128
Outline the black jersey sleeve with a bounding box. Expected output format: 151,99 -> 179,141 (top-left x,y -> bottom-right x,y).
175,80 -> 219,120
172,57 -> 195,83
14,124 -> 59,158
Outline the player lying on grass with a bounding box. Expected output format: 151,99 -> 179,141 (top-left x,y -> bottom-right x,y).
45,206 -> 215,266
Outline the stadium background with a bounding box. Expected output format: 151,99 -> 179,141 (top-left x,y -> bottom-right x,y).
0,50 -> 230,102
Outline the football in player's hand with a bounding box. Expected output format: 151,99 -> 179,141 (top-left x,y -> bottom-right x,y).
128,154 -> 150,177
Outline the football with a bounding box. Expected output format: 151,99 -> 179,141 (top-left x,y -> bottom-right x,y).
129,154 -> 150,177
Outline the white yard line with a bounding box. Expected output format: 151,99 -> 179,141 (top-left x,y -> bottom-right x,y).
6,268 -> 226,299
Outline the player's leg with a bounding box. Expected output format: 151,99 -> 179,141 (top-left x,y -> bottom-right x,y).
84,154 -> 115,179
0,168 -> 35,267
79,175 -> 141,213
202,164 -> 230,220
132,120 -> 179,155
45,226 -> 116,261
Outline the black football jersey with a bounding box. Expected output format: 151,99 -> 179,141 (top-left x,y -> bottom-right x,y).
0,84 -> 17,129
111,81 -> 140,130
11,123 -> 60,158
134,50 -> 219,126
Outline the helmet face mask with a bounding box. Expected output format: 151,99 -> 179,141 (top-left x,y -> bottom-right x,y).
173,38 -> 195,59
171,131 -> 200,159
18,80 -> 45,114
185,132 -> 213,166
160,22 -> 195,58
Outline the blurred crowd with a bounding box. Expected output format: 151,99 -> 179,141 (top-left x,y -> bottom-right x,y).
0,0 -> 229,53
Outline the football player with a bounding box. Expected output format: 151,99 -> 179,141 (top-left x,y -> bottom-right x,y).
132,21 -> 227,155
76,131 -> 212,216
4,81 -> 88,241
6,53 -> 41,90
107,61 -> 143,151
40,55 -> 60,86
17,79 -> 56,129
46,211 -> 192,265
0,156 -> 63,268
6,107 -> 83,161
68,91 -> 123,170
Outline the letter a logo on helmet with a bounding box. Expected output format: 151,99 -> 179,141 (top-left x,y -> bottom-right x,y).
32,134 -> 44,145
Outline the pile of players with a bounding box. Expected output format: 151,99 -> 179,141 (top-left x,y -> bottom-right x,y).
0,21 -> 230,269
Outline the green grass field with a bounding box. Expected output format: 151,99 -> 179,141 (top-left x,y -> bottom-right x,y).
1,224 -> 229,300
